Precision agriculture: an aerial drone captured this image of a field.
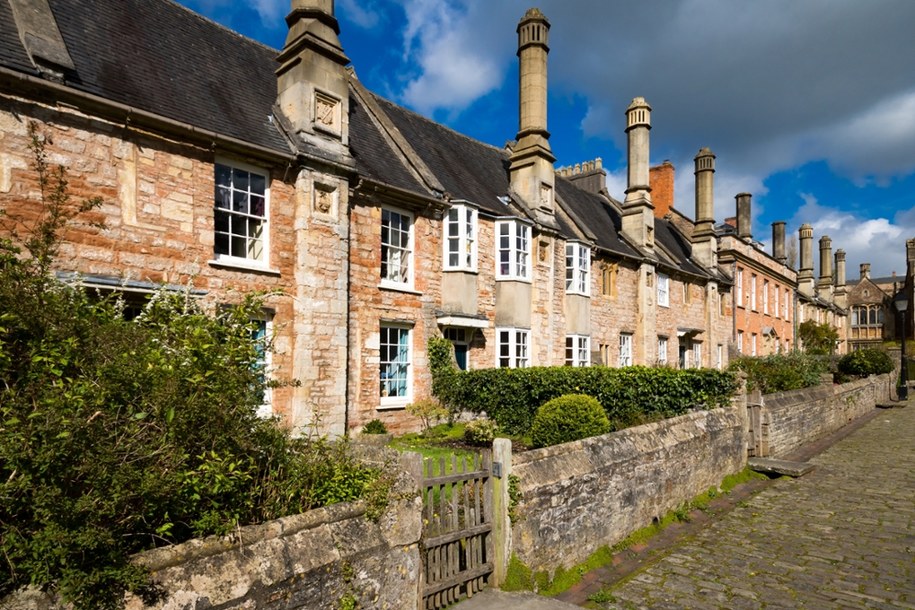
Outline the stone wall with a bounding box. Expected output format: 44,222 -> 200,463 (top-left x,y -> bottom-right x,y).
2,460 -> 422,610
509,406 -> 748,574
755,373 -> 893,458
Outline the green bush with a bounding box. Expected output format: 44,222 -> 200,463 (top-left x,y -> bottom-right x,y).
838,348 -> 895,377
362,419 -> 388,434
0,126 -> 383,609
463,418 -> 498,446
729,352 -> 830,393
428,340 -> 737,436
530,394 -> 610,448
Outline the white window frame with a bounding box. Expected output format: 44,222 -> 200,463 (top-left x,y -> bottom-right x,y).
619,333 -> 633,367
736,268 -> 743,306
565,335 -> 591,367
784,288 -> 791,320
716,344 -> 724,370
763,280 -> 769,314
252,316 -> 273,418
565,241 -> 591,296
737,331 -> 744,353
750,273 -> 758,310
692,342 -> 702,369
657,336 -> 668,366
657,273 -> 670,308
497,328 -> 530,368
443,203 -> 478,272
774,284 -> 780,318
380,207 -> 414,289
496,219 -> 532,281
214,160 -> 270,268
380,323 -> 412,408
751,333 -> 758,356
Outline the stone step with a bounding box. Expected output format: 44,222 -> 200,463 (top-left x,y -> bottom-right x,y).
748,457 -> 815,478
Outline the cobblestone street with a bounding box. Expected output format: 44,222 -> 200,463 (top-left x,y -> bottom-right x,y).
565,404 -> 915,609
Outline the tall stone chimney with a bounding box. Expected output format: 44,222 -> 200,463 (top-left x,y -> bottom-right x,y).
772,221 -> 787,264
735,193 -> 752,241
798,224 -> 815,297
834,249 -> 847,308
817,235 -> 834,300
509,8 -> 556,223
621,97 -> 655,250
650,161 -> 675,219
860,263 -> 871,280
693,148 -> 715,236
276,0 -> 351,152
690,149 -> 717,269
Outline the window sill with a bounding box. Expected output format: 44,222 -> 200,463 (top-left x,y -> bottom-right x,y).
378,283 -> 422,296
209,259 -> 281,276
443,268 -> 479,275
496,277 -> 532,284
378,398 -> 409,411
565,291 -> 591,298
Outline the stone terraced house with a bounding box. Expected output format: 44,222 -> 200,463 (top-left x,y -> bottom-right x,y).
0,0 -> 844,435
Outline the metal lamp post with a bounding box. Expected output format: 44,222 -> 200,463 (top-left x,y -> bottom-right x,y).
897,297 -> 908,400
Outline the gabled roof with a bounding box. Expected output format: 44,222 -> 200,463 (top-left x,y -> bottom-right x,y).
554,180 -> 637,258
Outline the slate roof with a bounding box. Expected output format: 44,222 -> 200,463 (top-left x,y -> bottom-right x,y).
371,95 -> 513,216
554,179 -> 637,258
0,1 -> 32,74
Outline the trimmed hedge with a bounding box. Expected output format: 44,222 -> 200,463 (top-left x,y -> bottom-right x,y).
530,395 -> 610,448
838,348 -> 895,377
428,341 -> 737,435
729,352 -> 829,393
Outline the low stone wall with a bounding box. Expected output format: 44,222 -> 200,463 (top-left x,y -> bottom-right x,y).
509,406 -> 747,574
757,373 -> 892,458
3,468 -> 422,610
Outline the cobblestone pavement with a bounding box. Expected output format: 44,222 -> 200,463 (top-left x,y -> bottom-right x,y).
566,404 -> 915,609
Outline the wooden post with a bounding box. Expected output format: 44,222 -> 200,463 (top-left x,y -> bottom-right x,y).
491,438 -> 512,587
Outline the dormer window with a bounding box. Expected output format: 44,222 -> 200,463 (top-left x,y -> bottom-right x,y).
565,242 -> 590,296
443,204 -> 478,271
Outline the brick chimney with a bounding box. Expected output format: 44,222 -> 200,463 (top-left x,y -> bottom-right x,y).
650,161 -> 674,218
621,97 -> 655,250
509,8 -> 556,223
772,221 -> 787,264
735,193 -> 752,241
276,0 -> 351,150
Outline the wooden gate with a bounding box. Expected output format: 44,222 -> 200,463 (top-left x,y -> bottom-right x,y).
420,450 -> 493,609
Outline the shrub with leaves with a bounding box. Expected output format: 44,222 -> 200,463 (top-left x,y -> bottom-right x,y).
405,397 -> 448,434
463,418 -> 498,446
729,352 -> 829,393
0,125 -> 382,610
837,348 -> 895,377
361,419 -> 388,434
530,394 -> 610,449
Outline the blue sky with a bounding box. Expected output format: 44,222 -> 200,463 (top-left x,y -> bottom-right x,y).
179,0 -> 915,280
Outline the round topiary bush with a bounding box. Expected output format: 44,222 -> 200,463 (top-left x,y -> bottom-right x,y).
530,394 -> 610,449
838,348 -> 895,377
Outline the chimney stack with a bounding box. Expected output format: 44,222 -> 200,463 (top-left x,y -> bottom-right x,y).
835,249 -> 847,308
509,8 -> 556,223
772,221 -> 787,264
276,0 -> 351,147
817,235 -> 834,299
735,193 -> 752,241
620,97 -> 655,249
860,263 -> 871,280
798,224 -> 815,296
650,161 -> 675,219
693,148 -> 715,236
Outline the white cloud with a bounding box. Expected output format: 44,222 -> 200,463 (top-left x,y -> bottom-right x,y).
250,0 -> 286,22
787,194 -> 913,279
337,0 -> 382,29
